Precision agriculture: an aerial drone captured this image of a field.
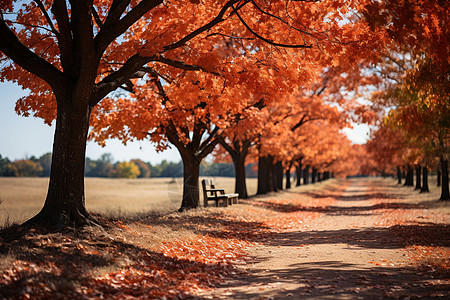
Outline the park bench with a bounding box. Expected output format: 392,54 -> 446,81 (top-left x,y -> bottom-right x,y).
201,179 -> 239,207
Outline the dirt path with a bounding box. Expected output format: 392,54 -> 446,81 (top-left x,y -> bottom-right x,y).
201,178 -> 450,299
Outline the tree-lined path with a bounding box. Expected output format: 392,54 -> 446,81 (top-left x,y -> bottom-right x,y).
203,178 -> 450,299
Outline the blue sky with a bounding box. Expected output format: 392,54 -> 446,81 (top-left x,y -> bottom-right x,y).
0,81 -> 370,163
0,82 -> 180,163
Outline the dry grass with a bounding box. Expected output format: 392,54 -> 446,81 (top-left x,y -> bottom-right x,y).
0,176 -> 257,226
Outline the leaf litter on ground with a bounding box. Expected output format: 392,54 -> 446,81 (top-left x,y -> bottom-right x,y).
0,178 -> 449,299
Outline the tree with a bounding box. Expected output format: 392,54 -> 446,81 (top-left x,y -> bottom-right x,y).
0,155 -> 12,176
113,161 -> 140,179
38,153 -> 52,177
85,153 -> 114,178
131,159 -> 151,178
364,0 -> 449,200
1,0 -> 387,226
0,0 -> 251,227
8,159 -> 43,177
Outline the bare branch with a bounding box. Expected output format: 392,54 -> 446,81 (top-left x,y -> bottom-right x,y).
199,126 -> 220,154
153,56 -> 207,72
232,5 -> 312,49
162,0 -> 242,52
251,0 -> 313,37
91,4 -> 104,29
205,32 -> 255,40
33,0 -> 60,37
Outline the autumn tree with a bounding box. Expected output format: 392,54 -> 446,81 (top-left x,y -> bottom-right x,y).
363,0 -> 449,199
1,0 -> 389,226
114,161 -> 140,179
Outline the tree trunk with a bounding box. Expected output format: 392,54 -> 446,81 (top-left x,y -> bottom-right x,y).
404,165 -> 414,186
24,102 -> 94,229
232,155 -> 248,199
271,158 -> 278,192
275,161 -> 283,190
296,159 -> 302,186
317,172 -> 322,182
397,166 -> 402,184
437,168 -> 441,187
179,154 -> 201,211
303,165 -> 310,184
415,165 -> 422,190
420,166 -> 429,193
257,156 -> 269,195
311,167 -> 317,184
286,162 -> 292,189
440,157 -> 449,201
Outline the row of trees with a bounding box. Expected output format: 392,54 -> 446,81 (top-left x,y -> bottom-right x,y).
0,153 -> 242,178
364,1 -> 449,200
1,0 -> 446,229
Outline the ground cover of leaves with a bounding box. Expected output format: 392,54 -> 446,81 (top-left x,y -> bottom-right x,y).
0,178 -> 449,299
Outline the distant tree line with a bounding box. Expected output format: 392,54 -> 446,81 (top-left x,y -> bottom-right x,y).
0,153 -> 255,179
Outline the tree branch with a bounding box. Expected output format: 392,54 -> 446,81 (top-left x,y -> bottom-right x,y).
199,126 -> 220,154
103,0 -> 132,27
0,18 -> 67,92
291,115 -> 307,131
51,0 -> 73,72
91,4 -> 104,29
162,0 -> 242,52
153,56 -> 209,72
33,0 -> 60,37
95,0 -> 162,55
232,4 -> 312,49
92,54 -> 152,105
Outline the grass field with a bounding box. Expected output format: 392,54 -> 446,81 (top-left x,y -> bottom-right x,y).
0,177 -> 258,226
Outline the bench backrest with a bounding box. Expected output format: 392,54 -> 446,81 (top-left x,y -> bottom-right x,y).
201,179 -> 211,200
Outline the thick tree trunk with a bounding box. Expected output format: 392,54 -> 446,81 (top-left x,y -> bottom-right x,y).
415,165 -> 422,190
257,156 -> 270,195
296,159 -> 302,186
303,165 -> 310,184
404,165 -> 414,186
179,154 -> 201,211
24,103 -> 94,229
232,155 -> 248,199
420,166 -> 429,193
440,158 -> 449,201
397,166 -> 402,184
311,167 -> 317,184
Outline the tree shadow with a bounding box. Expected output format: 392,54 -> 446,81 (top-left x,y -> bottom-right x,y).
260,223 -> 450,249
197,260 -> 450,299
139,213 -> 273,242
243,198 -> 430,216
0,224 -> 244,299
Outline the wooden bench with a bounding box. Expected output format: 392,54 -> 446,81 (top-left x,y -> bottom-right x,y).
201,179 -> 239,207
